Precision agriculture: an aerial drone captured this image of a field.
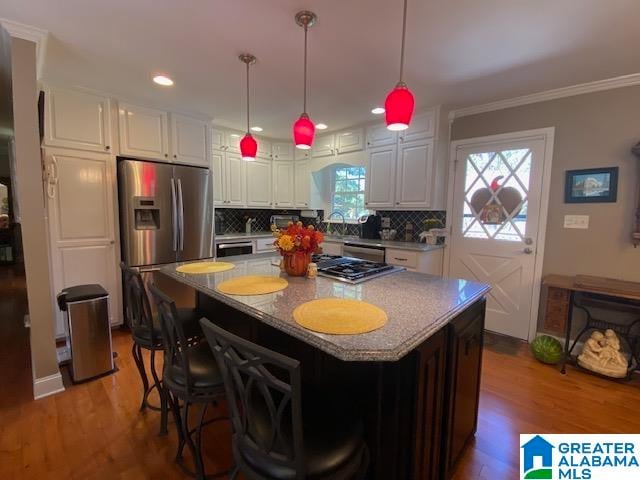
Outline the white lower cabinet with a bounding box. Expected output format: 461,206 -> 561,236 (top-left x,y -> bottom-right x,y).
321,241 -> 343,256
246,158 -> 272,207
255,237 -> 277,252
273,161 -> 295,207
385,248 -> 443,275
44,148 -> 121,337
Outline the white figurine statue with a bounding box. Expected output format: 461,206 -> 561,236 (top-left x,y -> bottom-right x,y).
577,329 -> 628,378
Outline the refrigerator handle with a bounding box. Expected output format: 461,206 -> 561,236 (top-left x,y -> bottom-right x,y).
170,178 -> 178,251
177,178 -> 184,251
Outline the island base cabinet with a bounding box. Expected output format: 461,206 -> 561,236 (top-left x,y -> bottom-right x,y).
441,298 -> 486,479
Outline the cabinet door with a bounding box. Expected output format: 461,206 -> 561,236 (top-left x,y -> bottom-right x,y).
225,131 -> 243,154
273,161 -> 295,207
246,158 -> 272,207
44,87 -> 112,153
211,150 -> 225,206
311,134 -> 335,158
395,139 -> 434,208
257,138 -> 272,159
210,126 -> 225,151
336,129 -> 364,154
398,110 -> 435,143
365,145 -> 396,209
170,114 -> 208,166
224,153 -> 246,206
294,159 -> 310,208
272,142 -> 294,161
442,300 -> 485,479
366,123 -> 397,148
118,103 -> 169,160
44,149 -> 120,336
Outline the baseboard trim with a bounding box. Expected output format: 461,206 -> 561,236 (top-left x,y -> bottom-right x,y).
33,372 -> 65,400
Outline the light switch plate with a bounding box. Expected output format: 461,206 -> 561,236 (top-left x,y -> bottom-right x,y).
564,215 -> 589,229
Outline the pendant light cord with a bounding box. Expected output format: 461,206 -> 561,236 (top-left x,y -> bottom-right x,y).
303,24 -> 308,114
399,0 -> 408,83
245,62 -> 250,133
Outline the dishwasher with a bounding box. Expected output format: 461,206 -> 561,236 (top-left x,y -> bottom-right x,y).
343,242 -> 386,263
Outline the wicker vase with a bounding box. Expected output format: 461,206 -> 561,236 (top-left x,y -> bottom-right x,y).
283,252 -> 311,277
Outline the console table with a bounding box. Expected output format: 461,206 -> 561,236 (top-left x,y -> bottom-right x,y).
542,274 -> 640,379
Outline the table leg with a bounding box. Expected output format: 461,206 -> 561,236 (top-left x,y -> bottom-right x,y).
560,290 -> 575,375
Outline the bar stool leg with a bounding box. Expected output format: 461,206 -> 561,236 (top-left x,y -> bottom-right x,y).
180,401 -> 203,478
194,403 -> 208,478
150,349 -> 168,436
131,343 -> 149,411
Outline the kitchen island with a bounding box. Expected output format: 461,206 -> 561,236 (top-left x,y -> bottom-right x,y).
160,253 -> 490,479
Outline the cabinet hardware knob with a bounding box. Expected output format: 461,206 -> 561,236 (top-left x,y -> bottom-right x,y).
164,153 -> 168,158
105,145 -> 110,151
396,202 -> 400,205
394,257 -> 408,261
173,154 -> 177,159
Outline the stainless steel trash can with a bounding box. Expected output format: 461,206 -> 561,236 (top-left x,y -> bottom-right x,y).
57,284 -> 114,382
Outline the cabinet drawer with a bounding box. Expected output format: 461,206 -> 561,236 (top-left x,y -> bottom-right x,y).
386,249 -> 418,269
255,237 -> 276,252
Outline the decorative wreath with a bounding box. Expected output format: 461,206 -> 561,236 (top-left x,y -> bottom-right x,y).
470,176 -> 523,225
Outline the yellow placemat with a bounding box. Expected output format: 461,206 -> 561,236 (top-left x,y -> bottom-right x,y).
217,275 -> 288,296
293,298 -> 388,335
176,262 -> 235,274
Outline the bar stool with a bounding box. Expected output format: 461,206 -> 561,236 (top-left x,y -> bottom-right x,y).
120,263 -> 202,435
200,319 -> 370,480
149,284 -> 229,479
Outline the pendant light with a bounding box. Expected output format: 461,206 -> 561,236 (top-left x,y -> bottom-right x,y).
239,53 -> 258,161
385,0 -> 415,131
292,11 -> 317,150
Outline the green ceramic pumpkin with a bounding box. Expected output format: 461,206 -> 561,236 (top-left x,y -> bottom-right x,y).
531,335 -> 563,365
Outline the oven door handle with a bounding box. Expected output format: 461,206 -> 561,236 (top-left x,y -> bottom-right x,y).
217,242 -> 254,250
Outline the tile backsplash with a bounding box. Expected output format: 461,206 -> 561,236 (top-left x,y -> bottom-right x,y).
215,208 -> 323,234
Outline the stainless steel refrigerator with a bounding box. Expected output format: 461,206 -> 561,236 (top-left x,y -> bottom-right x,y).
118,158 -> 214,310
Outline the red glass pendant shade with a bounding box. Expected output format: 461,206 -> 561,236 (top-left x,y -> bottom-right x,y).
385,83 -> 414,131
240,133 -> 257,161
293,113 -> 315,150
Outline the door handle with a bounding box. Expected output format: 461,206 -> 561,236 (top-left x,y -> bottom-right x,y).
177,178 -> 184,251
171,178 -> 178,251
523,247 -> 533,254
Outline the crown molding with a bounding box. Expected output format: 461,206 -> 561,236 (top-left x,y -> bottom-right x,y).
1,18 -> 49,80
450,72 -> 640,120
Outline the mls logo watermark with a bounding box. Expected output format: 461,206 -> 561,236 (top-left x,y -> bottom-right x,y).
520,434 -> 640,479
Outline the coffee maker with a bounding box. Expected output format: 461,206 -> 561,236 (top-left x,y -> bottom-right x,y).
359,214 -> 381,239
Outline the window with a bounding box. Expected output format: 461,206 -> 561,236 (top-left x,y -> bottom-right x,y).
331,167 -> 369,221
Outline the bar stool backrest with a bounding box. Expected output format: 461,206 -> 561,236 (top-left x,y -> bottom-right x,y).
200,319 -> 306,480
120,263 -> 158,345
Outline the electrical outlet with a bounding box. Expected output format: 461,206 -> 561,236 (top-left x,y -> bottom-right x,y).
564,215 -> 589,229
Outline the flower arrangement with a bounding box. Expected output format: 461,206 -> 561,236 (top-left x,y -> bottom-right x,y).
271,221 -> 324,276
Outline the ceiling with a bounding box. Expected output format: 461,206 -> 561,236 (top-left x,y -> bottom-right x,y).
1,0 -> 639,138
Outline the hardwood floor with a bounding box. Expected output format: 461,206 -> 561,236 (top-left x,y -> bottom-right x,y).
1,328 -> 638,479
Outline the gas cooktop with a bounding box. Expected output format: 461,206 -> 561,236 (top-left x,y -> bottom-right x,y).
311,254 -> 404,284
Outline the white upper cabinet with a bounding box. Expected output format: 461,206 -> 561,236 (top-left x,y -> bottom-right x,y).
246,158 -> 272,207
366,123 -> 397,148
273,161 -> 295,207
44,87 -> 112,153
272,142 -> 294,161
395,139 -> 434,208
311,134 -> 335,158
224,153 -> 246,206
365,145 -> 397,209
335,129 -> 364,154
170,114 -> 208,167
118,103 -> 169,160
225,131 -> 243,154
211,150 -> 225,206
256,138 -> 272,159
294,159 -> 311,208
210,126 -> 225,151
398,110 -> 435,143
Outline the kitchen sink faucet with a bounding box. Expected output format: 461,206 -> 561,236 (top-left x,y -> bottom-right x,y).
326,211 -> 346,237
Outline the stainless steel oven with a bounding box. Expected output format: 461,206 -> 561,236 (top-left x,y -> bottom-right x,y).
216,241 -> 254,257
343,243 -> 386,263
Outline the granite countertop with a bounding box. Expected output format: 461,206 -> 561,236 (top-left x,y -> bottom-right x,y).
160,253 -> 489,362
215,231 -> 274,242
324,236 -> 445,252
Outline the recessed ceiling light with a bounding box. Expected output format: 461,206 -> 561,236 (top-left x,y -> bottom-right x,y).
250,126 -> 263,132
153,75 -> 174,86
316,123 -> 328,130
371,107 -> 385,115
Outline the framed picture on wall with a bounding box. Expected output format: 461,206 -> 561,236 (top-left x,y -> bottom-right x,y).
564,167 -> 618,203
